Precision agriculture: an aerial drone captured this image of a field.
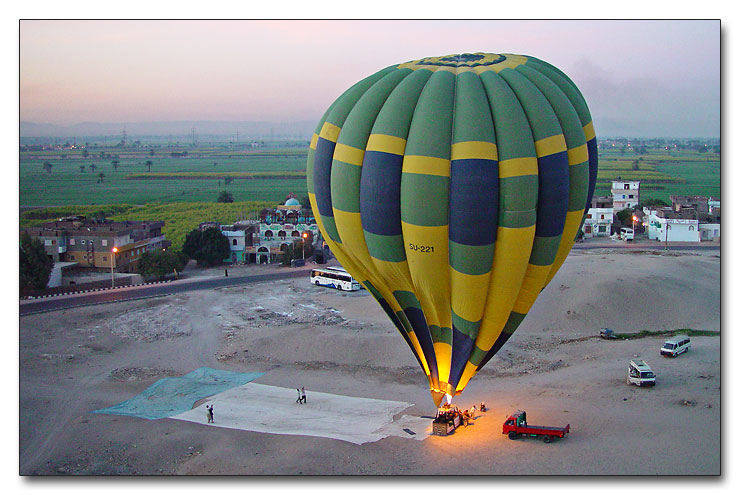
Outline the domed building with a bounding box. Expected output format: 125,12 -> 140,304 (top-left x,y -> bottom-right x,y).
247,195 -> 319,264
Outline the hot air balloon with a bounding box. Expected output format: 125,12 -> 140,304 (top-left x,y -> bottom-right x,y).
307,53 -> 597,406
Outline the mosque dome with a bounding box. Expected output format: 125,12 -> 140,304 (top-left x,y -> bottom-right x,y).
285,198 -> 301,206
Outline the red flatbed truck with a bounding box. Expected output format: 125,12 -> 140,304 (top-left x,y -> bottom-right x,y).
502,411 -> 570,443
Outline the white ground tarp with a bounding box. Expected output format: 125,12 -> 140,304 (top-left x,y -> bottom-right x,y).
170,383 -> 431,445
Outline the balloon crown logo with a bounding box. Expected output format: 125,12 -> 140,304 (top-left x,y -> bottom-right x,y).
408,52 -> 507,68
307,53 -> 597,406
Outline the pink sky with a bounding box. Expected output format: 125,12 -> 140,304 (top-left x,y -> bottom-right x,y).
19,20 -> 720,137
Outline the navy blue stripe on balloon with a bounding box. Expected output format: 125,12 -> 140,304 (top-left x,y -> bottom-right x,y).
476,331 -> 515,371
447,327 -> 475,391
403,306 -> 439,384
360,150 -> 403,236
313,137 -> 337,217
535,150 -> 569,237
448,158 -> 499,246
585,138 -> 598,212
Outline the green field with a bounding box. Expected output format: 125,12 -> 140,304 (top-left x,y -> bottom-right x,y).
20,146 -> 309,206
19,142 -> 720,209
592,147 -> 719,202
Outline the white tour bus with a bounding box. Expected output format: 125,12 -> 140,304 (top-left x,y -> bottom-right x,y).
310,266 -> 362,291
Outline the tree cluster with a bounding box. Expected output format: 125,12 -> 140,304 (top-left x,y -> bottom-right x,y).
137,249 -> 186,280
20,232 -> 53,294
182,227 -> 230,267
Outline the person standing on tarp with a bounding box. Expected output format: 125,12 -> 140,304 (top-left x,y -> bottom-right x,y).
208,405 -> 214,423
301,387 -> 306,404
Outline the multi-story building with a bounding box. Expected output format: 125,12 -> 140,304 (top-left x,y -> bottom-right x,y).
582,196 -> 614,238
22,217 -> 169,272
611,180 -> 640,211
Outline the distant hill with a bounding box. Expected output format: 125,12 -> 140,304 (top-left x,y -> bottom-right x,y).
19,120 -> 317,139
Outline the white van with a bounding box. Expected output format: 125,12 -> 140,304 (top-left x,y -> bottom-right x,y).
628,359 -> 656,386
660,335 -> 691,357
620,227 -> 634,241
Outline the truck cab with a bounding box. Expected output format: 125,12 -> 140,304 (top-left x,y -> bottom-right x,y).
628,359 -> 656,386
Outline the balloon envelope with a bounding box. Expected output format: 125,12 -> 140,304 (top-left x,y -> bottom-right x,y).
307,53 -> 597,406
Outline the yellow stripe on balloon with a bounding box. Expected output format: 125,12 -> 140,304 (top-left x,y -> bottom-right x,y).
583,121 -> 596,141
450,268 -> 492,324
498,156 -> 538,178
512,263 -> 554,315
451,141 -> 498,161
333,143 -> 365,167
544,209 -> 584,287
455,362 -> 479,394
534,134 -> 567,158
319,122 -> 341,143
474,224 -> 536,351
567,144 -> 589,166
433,343 -> 452,387
310,133 -> 319,150
366,133 -> 407,155
402,155 -> 451,177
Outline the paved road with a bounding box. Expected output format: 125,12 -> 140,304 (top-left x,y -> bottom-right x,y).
20,241 -> 718,316
19,268 -> 312,316
572,242 -> 720,251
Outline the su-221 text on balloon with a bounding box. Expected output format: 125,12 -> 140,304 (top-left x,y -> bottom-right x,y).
408,243 -> 435,253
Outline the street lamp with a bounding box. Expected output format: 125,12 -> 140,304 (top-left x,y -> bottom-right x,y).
302,232 -> 308,260
111,247 -> 118,288
632,215 -> 638,241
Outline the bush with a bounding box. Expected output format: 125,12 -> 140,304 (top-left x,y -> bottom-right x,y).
217,191 -> 234,203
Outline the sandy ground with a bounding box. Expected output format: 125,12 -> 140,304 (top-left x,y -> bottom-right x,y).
18,247 -> 720,475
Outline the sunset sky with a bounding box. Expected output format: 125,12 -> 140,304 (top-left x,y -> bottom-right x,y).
20,19 -> 720,137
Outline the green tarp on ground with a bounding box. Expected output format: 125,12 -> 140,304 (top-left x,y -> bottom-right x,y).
92,367 -> 264,420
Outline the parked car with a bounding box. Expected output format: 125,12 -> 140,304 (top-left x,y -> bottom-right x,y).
619,227 -> 634,241
661,335 -> 691,357
628,359 -> 656,386
600,328 -> 617,339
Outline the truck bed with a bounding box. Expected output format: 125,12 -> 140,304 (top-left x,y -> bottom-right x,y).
523,425 -> 569,432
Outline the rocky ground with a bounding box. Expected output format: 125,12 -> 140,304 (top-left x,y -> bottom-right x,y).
18,248 -> 721,475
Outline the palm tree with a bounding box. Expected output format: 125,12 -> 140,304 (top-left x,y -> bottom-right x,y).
80,165 -> 85,173
43,162 -> 53,173
145,160 -> 153,172
112,160 -> 119,171
90,163 -> 97,172
97,172 -> 105,183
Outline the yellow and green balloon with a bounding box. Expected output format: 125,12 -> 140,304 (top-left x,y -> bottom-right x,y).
307,53 -> 597,406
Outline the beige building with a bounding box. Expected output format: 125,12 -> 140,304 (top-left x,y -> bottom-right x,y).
23,217 -> 169,272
